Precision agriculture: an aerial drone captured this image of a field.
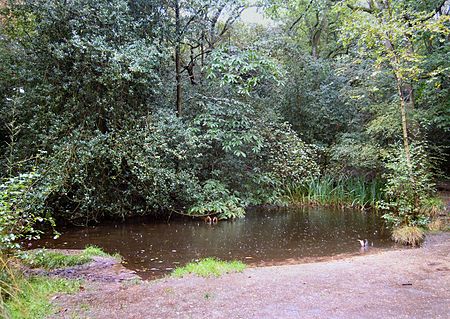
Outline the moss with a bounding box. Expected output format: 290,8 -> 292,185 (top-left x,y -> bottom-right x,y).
172,258 -> 246,278
392,226 -> 424,246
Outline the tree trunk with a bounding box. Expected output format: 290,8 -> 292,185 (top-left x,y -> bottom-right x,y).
200,31 -> 205,84
310,25 -> 321,59
383,36 -> 414,174
311,41 -> 319,59
175,0 -> 182,117
395,75 -> 413,175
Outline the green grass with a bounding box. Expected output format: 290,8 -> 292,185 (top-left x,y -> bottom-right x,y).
82,245 -> 115,258
1,275 -> 80,319
19,245 -> 119,270
1,250 -> 85,319
283,176 -> 385,209
171,258 -> 246,278
20,251 -> 91,270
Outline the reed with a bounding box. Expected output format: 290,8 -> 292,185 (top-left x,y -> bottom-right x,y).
283,176 -> 384,210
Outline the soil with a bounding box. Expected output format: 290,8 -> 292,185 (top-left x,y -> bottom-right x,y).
47,232 -> 450,319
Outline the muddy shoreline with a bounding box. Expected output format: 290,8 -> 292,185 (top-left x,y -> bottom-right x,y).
45,232 -> 449,319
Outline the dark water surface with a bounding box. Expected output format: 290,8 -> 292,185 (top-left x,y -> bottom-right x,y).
35,207 -> 394,279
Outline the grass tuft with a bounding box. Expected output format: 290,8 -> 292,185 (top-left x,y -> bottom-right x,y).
2,276 -> 79,319
427,218 -> 448,232
82,245 -> 114,258
20,251 -> 91,270
19,245 -> 119,270
1,253 -> 81,319
172,258 -> 246,278
419,197 -> 445,218
392,226 -> 424,246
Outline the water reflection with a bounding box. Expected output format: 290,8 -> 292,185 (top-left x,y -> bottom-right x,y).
36,206 -> 393,279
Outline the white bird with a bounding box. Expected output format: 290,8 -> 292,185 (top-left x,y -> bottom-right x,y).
358,239 -> 369,247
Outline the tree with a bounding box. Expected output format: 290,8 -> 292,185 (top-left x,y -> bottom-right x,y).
163,0 -> 247,116
263,0 -> 344,59
338,0 -> 450,174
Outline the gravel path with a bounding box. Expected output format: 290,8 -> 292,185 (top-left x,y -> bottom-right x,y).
50,232 -> 450,319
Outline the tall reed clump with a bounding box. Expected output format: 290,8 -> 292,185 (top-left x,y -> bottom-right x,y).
283,176 -> 384,210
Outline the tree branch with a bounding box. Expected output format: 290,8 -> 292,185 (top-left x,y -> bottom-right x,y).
289,0 -> 314,31
346,3 -> 374,14
421,0 -> 449,22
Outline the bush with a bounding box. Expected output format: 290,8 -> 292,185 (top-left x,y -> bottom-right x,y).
329,133 -> 382,177
379,143 -> 436,227
0,172 -> 54,252
38,97 -> 318,223
188,180 -> 245,219
0,0 -> 320,224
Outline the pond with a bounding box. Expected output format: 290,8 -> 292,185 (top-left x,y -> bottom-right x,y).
35,206 -> 394,279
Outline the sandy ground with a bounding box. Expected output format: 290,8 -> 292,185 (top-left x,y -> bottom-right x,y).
48,232 -> 450,319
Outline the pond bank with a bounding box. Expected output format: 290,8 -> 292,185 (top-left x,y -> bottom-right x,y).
49,232 -> 449,319
25,251 -> 139,283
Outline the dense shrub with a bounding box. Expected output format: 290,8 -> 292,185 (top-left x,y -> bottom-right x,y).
0,173 -> 54,252
41,97 -> 318,222
379,144 -> 436,228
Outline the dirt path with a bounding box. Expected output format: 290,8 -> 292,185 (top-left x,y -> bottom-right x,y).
49,233 -> 449,319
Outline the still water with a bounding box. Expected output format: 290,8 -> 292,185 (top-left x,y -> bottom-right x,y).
36,206 -> 394,279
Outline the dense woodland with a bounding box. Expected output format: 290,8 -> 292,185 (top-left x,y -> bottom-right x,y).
0,0 -> 449,248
